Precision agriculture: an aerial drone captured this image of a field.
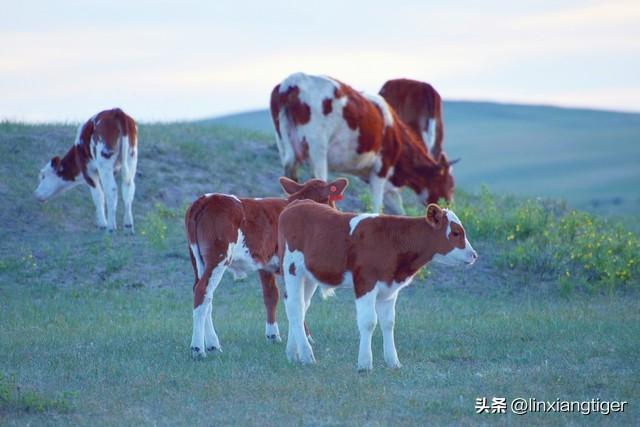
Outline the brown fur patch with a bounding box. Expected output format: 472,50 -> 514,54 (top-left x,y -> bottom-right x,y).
322,98 -> 333,115
289,263 -> 296,276
380,78 -> 444,160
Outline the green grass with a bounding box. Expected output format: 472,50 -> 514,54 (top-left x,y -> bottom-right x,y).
1,119 -> 639,425
445,187 -> 640,291
1,282 -> 637,425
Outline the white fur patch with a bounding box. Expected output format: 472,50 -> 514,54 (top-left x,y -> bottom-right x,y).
227,229 -> 259,279
363,93 -> 394,127
445,209 -> 462,237
349,213 -> 379,235
203,193 -> 241,203
34,163 -> 78,201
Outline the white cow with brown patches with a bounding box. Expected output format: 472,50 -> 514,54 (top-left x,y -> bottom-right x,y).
270,72 -> 458,215
278,202 -> 477,370
34,108 -> 138,232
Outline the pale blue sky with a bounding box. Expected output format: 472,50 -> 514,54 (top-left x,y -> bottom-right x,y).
1,0 -> 639,122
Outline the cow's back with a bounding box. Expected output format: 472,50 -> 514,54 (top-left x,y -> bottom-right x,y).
272,73 -> 397,177
279,200 -> 354,285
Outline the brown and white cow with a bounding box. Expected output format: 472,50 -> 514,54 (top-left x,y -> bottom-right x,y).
185,177 -> 348,358
270,72 -> 457,214
379,78 -> 444,160
34,108 -> 138,232
278,201 -> 477,370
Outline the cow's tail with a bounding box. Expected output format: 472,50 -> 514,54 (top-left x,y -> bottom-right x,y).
185,195 -> 210,280
114,109 -> 137,180
428,88 -> 444,160
270,84 -> 303,181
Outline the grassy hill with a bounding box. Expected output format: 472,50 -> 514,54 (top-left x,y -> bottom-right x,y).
207,102 -> 640,216
0,119 -> 638,425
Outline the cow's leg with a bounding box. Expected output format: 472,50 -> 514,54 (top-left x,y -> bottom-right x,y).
368,171 -> 387,213
303,281 -> 318,344
259,270 -> 281,343
202,263 -> 227,354
355,288 -> 378,371
283,254 -> 315,364
376,294 -> 401,368
191,260 -> 227,358
383,183 -> 405,215
97,163 -> 118,232
88,173 -> 107,229
279,120 -> 299,181
120,143 -> 137,234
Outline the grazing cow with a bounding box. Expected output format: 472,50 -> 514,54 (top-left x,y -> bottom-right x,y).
278,201 -> 477,370
34,108 -> 138,233
270,72 -> 457,214
185,177 -> 348,359
379,78 -> 444,160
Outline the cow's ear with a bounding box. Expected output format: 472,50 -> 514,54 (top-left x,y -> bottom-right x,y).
279,177 -> 303,195
425,203 -> 444,229
329,178 -> 349,195
50,156 -> 61,171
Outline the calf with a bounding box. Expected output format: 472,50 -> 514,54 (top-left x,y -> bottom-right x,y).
34,108 -> 138,232
379,78 -> 444,160
278,201 -> 477,370
185,177 -> 348,359
270,72 -> 457,214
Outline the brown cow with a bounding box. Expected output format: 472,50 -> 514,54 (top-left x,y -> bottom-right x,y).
379,78 -> 444,160
278,201 -> 477,370
270,72 -> 457,214
185,177 -> 348,358
34,108 -> 138,232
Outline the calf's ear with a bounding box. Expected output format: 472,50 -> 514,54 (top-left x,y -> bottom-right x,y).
279,176 -> 303,195
425,203 -> 444,229
329,177 -> 349,195
50,156 -> 61,171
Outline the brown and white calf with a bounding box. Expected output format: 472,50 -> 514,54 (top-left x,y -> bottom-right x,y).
278,201 -> 477,370
34,108 -> 138,232
379,78 -> 444,160
270,72 -> 457,214
185,177 -> 348,358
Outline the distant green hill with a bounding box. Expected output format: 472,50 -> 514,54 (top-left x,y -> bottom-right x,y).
205,102 -> 640,214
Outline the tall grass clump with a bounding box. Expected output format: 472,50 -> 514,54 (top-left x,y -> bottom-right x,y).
139,202 -> 178,250
445,186 -> 639,291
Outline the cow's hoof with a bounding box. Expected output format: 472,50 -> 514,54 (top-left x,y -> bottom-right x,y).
299,351 -> 316,365
191,347 -> 206,360
357,362 -> 373,372
206,346 -> 222,353
286,349 -> 299,363
266,334 -> 282,343
385,359 -> 402,369
123,224 -> 134,235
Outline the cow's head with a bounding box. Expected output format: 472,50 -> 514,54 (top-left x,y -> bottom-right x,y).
280,177 -> 349,208
34,156 -> 77,202
425,203 -> 477,266
416,153 -> 459,205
